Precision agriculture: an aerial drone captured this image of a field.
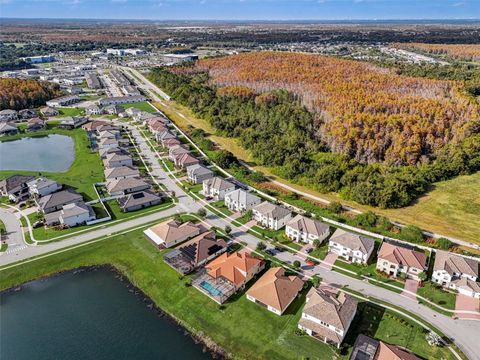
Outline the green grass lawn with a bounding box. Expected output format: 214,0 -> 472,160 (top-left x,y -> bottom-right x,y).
0,228 -> 454,360
104,198 -> 174,221
56,107 -> 85,117
417,281 -> 456,310
211,200 -> 233,216
121,101 -> 156,113
0,127 -> 104,201
250,225 -> 303,251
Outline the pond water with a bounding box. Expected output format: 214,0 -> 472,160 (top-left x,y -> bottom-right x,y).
0,269 -> 214,360
0,134 -> 75,172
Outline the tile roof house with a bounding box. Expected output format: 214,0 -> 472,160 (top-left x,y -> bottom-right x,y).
27,177 -> 62,197
328,229 -> 375,265
106,177 -> 150,196
26,117 -> 45,132
0,122 -> 18,136
168,144 -> 190,161
206,251 -> 264,290
0,175 -> 35,202
202,177 -> 236,200
286,215 -> 330,245
246,267 -> 304,315
349,335 -> 421,360
164,231 -> 228,274
173,152 -> 200,169
224,189 -> 261,212
37,189 -> 83,214
104,166 -> 140,181
44,201 -> 96,227
98,137 -> 119,150
375,341 -> 421,360
162,138 -> 182,148
144,219 -> 202,248
103,153 -> 133,168
117,191 -> 163,212
298,287 -> 357,348
450,277 -> 480,299
252,201 -> 292,230
186,164 -> 214,184
376,242 -> 428,281
157,130 -> 176,144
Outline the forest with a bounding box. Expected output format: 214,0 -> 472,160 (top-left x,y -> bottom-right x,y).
148,64 -> 480,209
196,52 -> 479,165
0,78 -> 62,110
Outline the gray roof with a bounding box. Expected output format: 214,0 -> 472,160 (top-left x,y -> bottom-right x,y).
106,177 -> 149,193
104,166 -> 139,179
253,201 -> 291,220
287,214 -> 329,237
329,228 -> 375,255
434,250 -> 478,278
27,177 -> 58,191
0,175 -> 35,193
349,335 -> 379,360
203,176 -> 235,191
105,153 -> 132,162
187,164 -> 214,177
118,191 -> 162,209
0,123 -> 17,132
225,189 -> 260,205
62,202 -> 93,218
38,189 -> 83,210
0,109 -> 17,115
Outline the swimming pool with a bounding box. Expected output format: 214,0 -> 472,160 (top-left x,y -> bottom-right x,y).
200,281 -> 223,297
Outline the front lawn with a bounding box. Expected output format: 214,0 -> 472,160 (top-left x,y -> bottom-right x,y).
0,228 -> 454,360
0,127 -> 104,200
417,281 -> 456,310
56,107 -> 85,117
104,198 -> 174,221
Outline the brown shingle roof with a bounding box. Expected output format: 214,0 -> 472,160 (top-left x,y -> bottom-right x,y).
178,231 -> 227,265
148,219 -> 200,244
246,267 -> 303,313
330,229 -> 375,254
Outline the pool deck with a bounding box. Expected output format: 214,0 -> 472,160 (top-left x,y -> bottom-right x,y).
191,270 -> 237,304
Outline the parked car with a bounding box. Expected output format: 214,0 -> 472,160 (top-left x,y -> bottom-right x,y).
304,247 -> 313,254
274,246 -> 284,252
265,249 -> 275,256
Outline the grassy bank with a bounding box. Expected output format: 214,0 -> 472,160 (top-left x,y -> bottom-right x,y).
151,99 -> 480,245
0,127 -> 104,200
0,230 -> 455,360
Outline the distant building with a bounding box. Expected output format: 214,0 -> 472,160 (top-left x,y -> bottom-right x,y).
26,117 -> 46,132
106,177 -> 150,196
0,109 -> 18,122
85,72 -> 102,89
40,106 -> 59,117
103,153 -> 133,168
46,95 -> 80,107
117,191 -> 163,212
186,164 -> 214,184
20,55 -> 55,64
98,95 -> 145,106
0,122 -> 18,136
37,189 -> 83,214
86,105 -> 102,116
18,109 -> 37,119
162,53 -> 198,64
58,116 -> 88,129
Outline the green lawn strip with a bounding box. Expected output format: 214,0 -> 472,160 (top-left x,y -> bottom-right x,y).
0,229 -> 454,360
250,225 -> 302,251
210,200 -> 233,216
104,198 -> 174,221
0,127 -> 104,201
0,243 -> 7,252
56,107 -> 85,117
417,282 -> 456,313
0,219 -> 6,235
121,101 -> 156,113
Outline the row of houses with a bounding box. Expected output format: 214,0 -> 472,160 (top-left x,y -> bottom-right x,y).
0,108 -> 41,122
85,120 -> 164,212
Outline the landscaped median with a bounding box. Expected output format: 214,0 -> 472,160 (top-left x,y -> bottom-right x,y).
0,226 -> 458,360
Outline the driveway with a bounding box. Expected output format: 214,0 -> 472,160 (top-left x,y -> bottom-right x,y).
402,279 -> 419,301
455,294 -> 480,320
320,253 -> 338,271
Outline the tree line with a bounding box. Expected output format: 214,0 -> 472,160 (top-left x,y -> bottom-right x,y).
0,78 -> 63,111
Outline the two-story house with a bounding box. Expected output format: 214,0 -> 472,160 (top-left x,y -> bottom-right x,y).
252,201 -> 292,231
376,242 -> 427,281
328,229 -> 375,264
298,287 -> 357,348
202,177 -> 236,200
286,215 -> 330,244
224,189 -> 261,212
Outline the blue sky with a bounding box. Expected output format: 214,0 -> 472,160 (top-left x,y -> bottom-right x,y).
0,0 -> 479,20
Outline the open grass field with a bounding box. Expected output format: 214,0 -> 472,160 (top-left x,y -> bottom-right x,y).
151,99 -> 480,244
0,228 -> 455,360
0,127 -> 104,200
121,101 -> 157,113
56,107 -> 85,117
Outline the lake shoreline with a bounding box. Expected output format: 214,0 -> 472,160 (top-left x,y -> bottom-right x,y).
1,264 -> 228,360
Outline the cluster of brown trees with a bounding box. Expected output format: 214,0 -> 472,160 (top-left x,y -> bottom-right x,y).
395,43 -> 480,61
0,78 -> 62,111
196,51 -> 479,166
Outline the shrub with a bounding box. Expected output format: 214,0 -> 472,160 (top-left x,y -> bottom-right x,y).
293,260 -> 301,268
224,225 -> 232,235
400,225 -> 424,243
436,237 -> 453,250
327,201 -> 343,214
197,208 -> 207,218
256,241 -> 266,251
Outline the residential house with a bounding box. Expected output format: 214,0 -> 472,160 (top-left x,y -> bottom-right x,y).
157,130 -> 176,144
99,146 -> 127,159
58,116 -> 88,129
27,178 -> 62,197
18,109 -> 37,119
349,335 -> 421,360
164,231 -> 228,274
169,145 -> 190,161
205,251 -> 264,291
117,191 -> 163,212
0,122 -> 18,136
162,138 -> 182,148
186,164 -> 214,184
103,153 -> 133,168
143,219 -> 201,248
328,229 -> 375,265
0,109 -> 18,122
448,278 -> 480,299
98,95 -> 145,106
106,177 -> 150,196
46,95 -> 80,107
98,138 -> 119,150
286,215 -> 330,244
104,104 -> 123,115
252,201 -> 292,230
37,189 -> 83,214
298,287 -> 357,348
44,201 -> 96,227
104,166 -> 140,181
125,107 -> 141,117
0,175 -> 35,202
376,242 -> 428,281
148,121 -> 167,136
202,177 -> 236,200
26,117 -> 45,132
432,250 -> 479,298
246,267 -> 304,315
40,106 -> 59,117
224,189 -> 261,212
98,130 -> 120,140
86,105 -> 102,116
174,152 -> 200,169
